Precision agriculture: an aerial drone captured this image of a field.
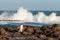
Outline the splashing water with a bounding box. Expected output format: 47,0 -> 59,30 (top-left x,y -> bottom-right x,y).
12,7 -> 33,22
0,7 -> 60,24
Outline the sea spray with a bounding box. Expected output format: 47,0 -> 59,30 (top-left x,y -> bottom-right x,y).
0,7 -> 60,24
35,12 -> 46,23
0,11 -> 9,20
35,12 -> 57,23
12,7 -> 33,22
35,12 -> 60,24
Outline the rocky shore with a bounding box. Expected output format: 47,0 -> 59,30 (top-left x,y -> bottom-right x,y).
0,24 -> 60,40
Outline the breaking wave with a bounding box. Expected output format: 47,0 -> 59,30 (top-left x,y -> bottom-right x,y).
0,7 -> 60,24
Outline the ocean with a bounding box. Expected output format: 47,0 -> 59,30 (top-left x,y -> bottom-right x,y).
0,10 -> 59,27
0,11 -> 60,16
0,7 -> 60,27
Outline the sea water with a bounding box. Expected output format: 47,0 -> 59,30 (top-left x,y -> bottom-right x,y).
0,11 -> 58,27
0,7 -> 60,27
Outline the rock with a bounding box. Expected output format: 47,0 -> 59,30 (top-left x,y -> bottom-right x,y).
35,27 -> 43,34
7,27 -> 18,32
0,35 -> 2,39
52,24 -> 60,38
13,27 -> 19,32
39,34 -> 46,39
22,26 -> 34,35
54,26 -> 60,31
14,32 -> 22,36
26,27 -> 34,33
23,31 -> 32,35
53,31 -> 60,37
47,37 -> 57,40
0,24 -> 60,40
53,24 -> 60,31
23,31 -> 28,35
44,30 -> 52,37
56,35 -> 60,40
53,24 -> 60,27
0,28 -> 7,35
7,27 -> 14,32
0,35 -> 6,40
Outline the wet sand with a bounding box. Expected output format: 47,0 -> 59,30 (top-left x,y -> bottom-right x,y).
0,24 -> 60,40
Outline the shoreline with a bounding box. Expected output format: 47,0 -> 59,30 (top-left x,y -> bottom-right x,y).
0,24 -> 60,40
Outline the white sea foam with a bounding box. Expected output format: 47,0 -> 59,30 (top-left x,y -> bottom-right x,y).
12,7 -> 33,22
0,7 -> 60,24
